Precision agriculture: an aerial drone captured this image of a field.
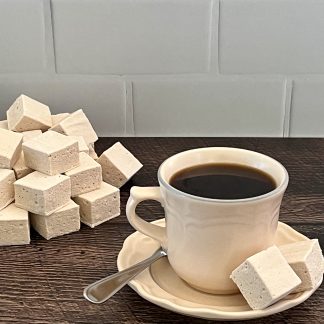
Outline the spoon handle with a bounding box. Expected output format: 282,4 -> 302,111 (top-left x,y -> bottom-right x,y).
83,248 -> 166,304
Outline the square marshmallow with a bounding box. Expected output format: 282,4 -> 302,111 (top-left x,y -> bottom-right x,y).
97,142 -> 143,188
65,152 -> 102,197
74,182 -> 120,228
230,246 -> 301,310
7,95 -> 52,131
14,171 -> 71,216
0,169 -> 15,210
51,113 -> 70,126
23,131 -> 79,175
0,120 -> 8,129
0,128 -> 23,169
88,144 -> 98,160
67,135 -> 89,154
13,152 -> 33,179
0,203 -> 30,246
30,200 -> 80,240
50,109 -> 98,144
14,130 -> 42,177
279,239 -> 324,292
22,130 -> 42,142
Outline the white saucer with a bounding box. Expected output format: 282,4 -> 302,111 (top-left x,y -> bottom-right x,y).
117,220 -> 323,321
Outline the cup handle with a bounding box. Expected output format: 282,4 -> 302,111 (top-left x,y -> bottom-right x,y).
126,186 -> 167,248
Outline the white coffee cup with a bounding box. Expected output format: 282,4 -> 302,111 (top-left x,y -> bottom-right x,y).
126,147 -> 289,294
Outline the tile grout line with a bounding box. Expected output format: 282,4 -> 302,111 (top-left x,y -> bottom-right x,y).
283,78 -> 293,137
125,80 -> 135,136
206,0 -> 218,74
217,0 -> 221,74
42,0 -> 56,74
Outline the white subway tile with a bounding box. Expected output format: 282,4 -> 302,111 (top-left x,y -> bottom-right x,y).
0,76 -> 126,136
290,78 -> 324,137
132,77 -> 285,136
219,0 -> 324,74
0,0 -> 46,72
51,0 -> 212,74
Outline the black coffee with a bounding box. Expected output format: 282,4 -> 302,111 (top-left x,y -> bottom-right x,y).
169,163 -> 276,200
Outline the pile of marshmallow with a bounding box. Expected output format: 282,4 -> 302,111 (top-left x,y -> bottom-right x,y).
230,240 -> 324,310
0,95 -> 142,244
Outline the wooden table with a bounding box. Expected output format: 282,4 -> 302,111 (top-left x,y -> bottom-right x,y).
1,138 -> 323,323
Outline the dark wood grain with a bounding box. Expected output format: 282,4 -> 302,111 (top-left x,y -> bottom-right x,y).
0,138 -> 323,323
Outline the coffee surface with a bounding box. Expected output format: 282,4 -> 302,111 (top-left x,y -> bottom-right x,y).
169,163 -> 276,199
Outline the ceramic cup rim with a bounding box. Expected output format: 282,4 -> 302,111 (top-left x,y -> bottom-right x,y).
157,147 -> 289,204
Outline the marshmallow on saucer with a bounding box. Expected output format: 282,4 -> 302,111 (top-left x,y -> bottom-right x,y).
279,239 -> 324,292
230,246 -> 301,310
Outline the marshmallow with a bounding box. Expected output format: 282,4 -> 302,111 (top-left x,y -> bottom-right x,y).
51,113 -> 70,126
14,171 -> 71,216
230,246 -> 301,310
65,152 -> 102,197
0,128 -> 23,169
0,120 -> 8,129
7,95 -> 52,131
22,130 -> 42,142
74,182 -> 120,228
50,109 -> 98,144
88,144 -> 98,160
0,169 -> 15,210
279,239 -> 324,292
13,152 -> 33,179
13,129 -> 41,179
67,135 -> 89,154
97,142 -> 142,188
30,200 -> 80,240
23,131 -> 79,175
0,203 -> 30,246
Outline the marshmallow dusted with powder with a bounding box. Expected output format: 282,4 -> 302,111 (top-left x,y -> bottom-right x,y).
67,135 -> 89,154
51,113 -> 70,126
23,131 -> 79,175
13,131 -> 42,179
7,95 -> 52,131
88,144 -> 98,160
230,246 -> 301,310
15,171 -> 71,216
74,182 -> 120,228
0,120 -> 8,129
50,109 -> 98,144
13,152 -> 33,179
98,142 -> 143,188
30,200 -> 80,240
65,152 -> 102,197
279,239 -> 324,292
0,169 -> 15,210
0,128 -> 23,169
22,130 -> 42,142
0,204 -> 30,246
0,94 -> 140,245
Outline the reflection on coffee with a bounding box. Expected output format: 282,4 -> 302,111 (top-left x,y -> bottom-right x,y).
169,163 -> 276,200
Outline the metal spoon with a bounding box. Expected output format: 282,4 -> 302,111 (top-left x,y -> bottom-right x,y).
83,248 -> 167,304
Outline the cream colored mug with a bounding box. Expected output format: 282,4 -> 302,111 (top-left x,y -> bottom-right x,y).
126,147 -> 289,294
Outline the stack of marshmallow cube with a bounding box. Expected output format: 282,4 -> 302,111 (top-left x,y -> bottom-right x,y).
0,94 -> 142,245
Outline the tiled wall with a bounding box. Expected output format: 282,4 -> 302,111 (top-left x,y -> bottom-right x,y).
0,0 -> 323,137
